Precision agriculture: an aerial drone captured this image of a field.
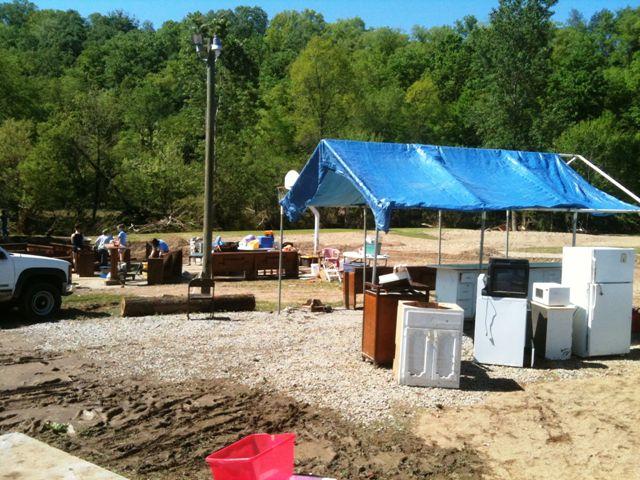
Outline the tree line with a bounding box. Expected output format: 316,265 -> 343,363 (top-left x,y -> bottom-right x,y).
0,0 -> 639,234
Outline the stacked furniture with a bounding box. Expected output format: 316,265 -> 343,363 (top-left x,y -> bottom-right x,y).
361,281 -> 431,367
211,251 -> 299,279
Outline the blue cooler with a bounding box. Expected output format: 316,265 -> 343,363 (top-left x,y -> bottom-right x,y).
258,235 -> 274,249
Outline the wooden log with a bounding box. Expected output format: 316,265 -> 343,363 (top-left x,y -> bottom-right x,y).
120,294 -> 256,317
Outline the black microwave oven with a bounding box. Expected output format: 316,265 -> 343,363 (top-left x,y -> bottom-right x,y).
482,258 -> 530,298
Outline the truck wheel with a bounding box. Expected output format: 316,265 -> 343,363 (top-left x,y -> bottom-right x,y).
21,283 -> 61,320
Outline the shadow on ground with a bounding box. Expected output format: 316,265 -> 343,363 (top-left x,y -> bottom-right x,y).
0,306 -> 111,330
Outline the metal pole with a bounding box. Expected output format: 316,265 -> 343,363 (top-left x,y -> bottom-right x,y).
437,210 -> 442,265
362,207 -> 367,302
372,228 -> 380,285
566,154 -> 640,205
479,211 -> 486,268
277,205 -> 284,314
505,210 -> 510,258
572,211 -> 578,246
201,46 -> 218,293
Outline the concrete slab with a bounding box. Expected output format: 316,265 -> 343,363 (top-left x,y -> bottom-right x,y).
0,432 -> 128,480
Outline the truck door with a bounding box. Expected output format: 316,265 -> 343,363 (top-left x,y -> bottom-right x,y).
0,247 -> 14,300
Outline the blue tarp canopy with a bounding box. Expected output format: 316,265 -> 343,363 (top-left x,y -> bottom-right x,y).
280,139 -> 640,232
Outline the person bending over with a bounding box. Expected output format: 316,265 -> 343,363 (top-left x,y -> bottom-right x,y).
149,238 -> 170,258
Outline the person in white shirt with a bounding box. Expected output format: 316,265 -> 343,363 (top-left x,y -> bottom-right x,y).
94,229 -> 113,266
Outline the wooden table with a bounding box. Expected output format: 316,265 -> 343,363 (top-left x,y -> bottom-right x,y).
343,251 -> 389,266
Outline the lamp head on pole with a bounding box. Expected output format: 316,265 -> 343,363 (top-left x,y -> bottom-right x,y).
192,33 -> 203,51
192,32 -> 222,62
211,35 -> 222,60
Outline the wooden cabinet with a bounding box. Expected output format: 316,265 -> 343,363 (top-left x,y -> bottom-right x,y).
211,251 -> 299,279
362,287 -> 428,367
147,250 -> 183,285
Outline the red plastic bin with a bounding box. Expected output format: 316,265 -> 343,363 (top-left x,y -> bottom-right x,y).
206,433 -> 296,480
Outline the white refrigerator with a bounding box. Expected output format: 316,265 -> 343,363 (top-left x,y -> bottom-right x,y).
562,247 -> 635,357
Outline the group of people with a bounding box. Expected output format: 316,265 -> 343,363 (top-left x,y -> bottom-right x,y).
73,223 -> 171,270
70,224 -> 130,271
89,226 -> 169,264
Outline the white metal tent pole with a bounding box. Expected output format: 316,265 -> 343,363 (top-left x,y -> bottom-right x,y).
362,207 -> 367,301
479,211 -> 486,268
277,205 -> 284,315
309,206 -> 320,255
572,211 -> 578,246
562,154 -> 640,206
372,228 -> 380,285
505,210 -> 510,258
437,210 -> 443,265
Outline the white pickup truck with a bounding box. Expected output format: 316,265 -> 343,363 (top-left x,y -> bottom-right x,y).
0,245 -> 73,320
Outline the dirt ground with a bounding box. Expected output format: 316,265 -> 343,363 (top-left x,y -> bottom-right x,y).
415,362 -> 640,480
2,227 -> 640,479
0,338 -> 481,480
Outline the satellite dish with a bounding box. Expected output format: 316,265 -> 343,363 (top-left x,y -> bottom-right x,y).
284,170 -> 299,190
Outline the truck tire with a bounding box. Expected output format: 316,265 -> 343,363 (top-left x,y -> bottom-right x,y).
21,283 -> 62,320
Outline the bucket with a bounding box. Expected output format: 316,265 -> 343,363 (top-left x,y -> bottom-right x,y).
365,242 -> 381,256
205,433 -> 295,480
310,263 -> 320,277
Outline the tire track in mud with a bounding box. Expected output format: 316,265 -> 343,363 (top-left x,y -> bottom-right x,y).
0,352 -> 484,479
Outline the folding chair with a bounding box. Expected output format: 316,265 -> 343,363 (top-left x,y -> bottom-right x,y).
321,247 -> 342,283
187,277 -> 215,320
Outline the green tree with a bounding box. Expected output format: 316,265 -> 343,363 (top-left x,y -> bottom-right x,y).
21,91 -> 121,221
289,36 -> 355,146
0,118 -> 32,209
466,0 -> 557,149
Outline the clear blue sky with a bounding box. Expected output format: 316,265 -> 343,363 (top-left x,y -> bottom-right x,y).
33,0 -> 640,31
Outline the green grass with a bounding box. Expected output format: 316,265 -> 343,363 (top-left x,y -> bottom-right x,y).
61,292 -> 125,317
390,227 -> 438,240
62,292 -> 126,305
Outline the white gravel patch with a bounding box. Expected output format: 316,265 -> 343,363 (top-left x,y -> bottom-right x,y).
17,309 -> 638,424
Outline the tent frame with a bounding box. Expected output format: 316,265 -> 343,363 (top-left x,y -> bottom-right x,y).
277,152 -> 640,314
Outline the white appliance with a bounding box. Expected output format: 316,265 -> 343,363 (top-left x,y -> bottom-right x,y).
530,301 -> 575,360
394,301 -> 463,389
474,274 -> 533,367
532,282 -> 570,306
562,247 -> 635,357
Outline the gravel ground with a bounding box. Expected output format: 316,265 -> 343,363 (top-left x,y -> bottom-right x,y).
18,309 -> 639,424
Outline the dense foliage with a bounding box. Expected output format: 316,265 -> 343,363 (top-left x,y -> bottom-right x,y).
1,0 -> 639,233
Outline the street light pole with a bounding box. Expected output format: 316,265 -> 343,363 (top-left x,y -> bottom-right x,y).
193,33 -> 222,293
